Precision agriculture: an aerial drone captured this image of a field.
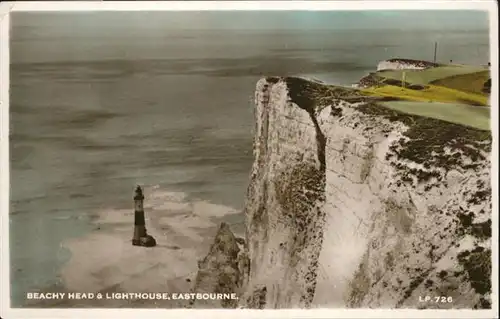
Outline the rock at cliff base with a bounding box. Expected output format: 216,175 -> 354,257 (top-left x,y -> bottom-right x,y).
190,222 -> 245,309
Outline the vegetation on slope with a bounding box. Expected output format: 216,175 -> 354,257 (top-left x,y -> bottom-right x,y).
430,70 -> 491,95
357,101 -> 491,185
362,83 -> 489,106
278,76 -> 367,113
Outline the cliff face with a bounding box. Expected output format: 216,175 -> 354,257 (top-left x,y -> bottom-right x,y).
377,58 -> 439,71
193,76 -> 492,309
241,78 -> 330,308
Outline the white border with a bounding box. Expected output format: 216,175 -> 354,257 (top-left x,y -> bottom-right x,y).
0,1 -> 498,319
3,0 -> 497,11
0,4 -> 11,319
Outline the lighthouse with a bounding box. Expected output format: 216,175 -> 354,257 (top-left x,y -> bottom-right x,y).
132,186 -> 156,247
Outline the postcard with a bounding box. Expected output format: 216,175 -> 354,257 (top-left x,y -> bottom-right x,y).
0,1 -> 497,319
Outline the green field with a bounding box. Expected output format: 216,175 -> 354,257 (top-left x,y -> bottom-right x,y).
380,101 -> 490,131
362,83 -> 489,106
363,62 -> 490,103
376,65 -> 489,85
353,61 -> 491,130
431,70 -> 491,95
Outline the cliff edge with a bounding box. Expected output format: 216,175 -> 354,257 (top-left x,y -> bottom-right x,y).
192,75 -> 492,309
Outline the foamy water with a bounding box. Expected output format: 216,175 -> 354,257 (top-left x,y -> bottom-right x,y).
57,185 -> 243,304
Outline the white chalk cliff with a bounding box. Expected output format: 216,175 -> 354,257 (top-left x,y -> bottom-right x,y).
376,58 -> 439,71
192,75 -> 492,310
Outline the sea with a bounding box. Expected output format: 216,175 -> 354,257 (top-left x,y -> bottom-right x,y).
8,12 -> 490,307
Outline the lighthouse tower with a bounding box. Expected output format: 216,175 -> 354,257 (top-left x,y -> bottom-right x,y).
132,186 -> 156,247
